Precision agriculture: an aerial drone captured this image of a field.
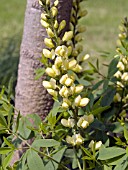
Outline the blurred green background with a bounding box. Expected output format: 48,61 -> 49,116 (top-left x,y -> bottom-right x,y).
0,0 -> 128,88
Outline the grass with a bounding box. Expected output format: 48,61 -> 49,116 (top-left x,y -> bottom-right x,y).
80,0 -> 128,57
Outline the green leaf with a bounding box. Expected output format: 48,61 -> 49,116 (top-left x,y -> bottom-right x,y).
2,151 -> 14,168
32,139 -> 60,148
98,146 -> 126,160
27,149 -> 45,170
0,147 -> 12,154
88,62 -> 98,72
45,147 -> 66,170
107,56 -> 119,78
103,165 -> 112,170
92,80 -> 104,90
124,125 -> 128,143
0,114 -> 7,128
7,106 -> 13,128
34,68 -> 45,80
80,146 -> 92,158
3,137 -> 14,149
91,106 -> 110,116
15,112 -> 21,133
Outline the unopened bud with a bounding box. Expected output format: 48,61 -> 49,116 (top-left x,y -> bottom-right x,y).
41,19 -> 49,28
46,28 -> 55,38
58,20 -> 66,32
51,6 -> 58,17
62,31 -> 73,42
44,38 -> 54,48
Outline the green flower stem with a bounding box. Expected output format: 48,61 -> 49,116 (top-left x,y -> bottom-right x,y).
73,146 -> 82,170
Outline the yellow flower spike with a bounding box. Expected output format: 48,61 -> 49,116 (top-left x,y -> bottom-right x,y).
54,0 -> 59,6
44,38 -> 55,48
58,20 -> 66,32
54,20 -> 59,29
41,13 -> 47,21
47,89 -> 58,98
69,59 -> 77,69
40,19 -> 49,28
62,31 -> 73,42
114,70 -> 122,78
52,65 -> 61,76
117,61 -> 125,71
45,67 -> 55,77
46,28 -> 55,38
79,97 -> 90,107
74,85 -> 84,94
122,72 -> 128,81
43,49 -> 55,59
60,74 -> 68,85
51,6 -> 58,17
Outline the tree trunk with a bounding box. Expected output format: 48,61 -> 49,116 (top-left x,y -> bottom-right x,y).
12,0 -> 73,165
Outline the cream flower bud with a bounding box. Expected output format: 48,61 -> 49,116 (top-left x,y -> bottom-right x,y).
54,20 -> 58,28
117,81 -> 124,88
73,64 -> 83,72
66,136 -> 74,145
74,95 -> 81,106
89,140 -> 102,151
52,65 -> 60,76
79,98 -> 90,107
42,81 -> 53,89
41,13 -> 47,21
122,57 -> 127,65
55,46 -> 62,56
47,89 -> 57,98
122,72 -> 128,81
54,0 -> 59,6
78,9 -> 88,17
77,25 -> 86,33
46,0 -> 50,5
60,74 -> 68,84
50,78 -> 56,89
61,118 -> 75,127
51,7 -> 58,17
58,20 -> 66,32
54,56 -> 62,67
62,102 -> 69,109
82,54 -> 90,61
69,59 -> 77,69
59,86 -> 70,98
65,78 -> 73,87
46,28 -> 55,38
62,31 -> 73,42
75,85 -> 84,94
44,38 -> 54,48
68,46 -> 72,56
40,20 -> 49,28
114,70 -> 122,78
77,117 -> 89,129
75,34 -> 82,42
95,141 -> 102,150
117,61 -> 125,71
72,134 -> 84,145
43,49 -> 55,59
39,0 -> 43,5
45,67 -> 55,77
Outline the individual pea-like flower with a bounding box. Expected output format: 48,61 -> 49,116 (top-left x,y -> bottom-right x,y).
42,78 -> 56,89
54,56 -> 62,67
72,64 -> 83,73
47,89 -> 58,98
60,74 -> 74,87
51,6 -> 58,17
122,57 -> 127,65
74,95 -> 90,107
61,118 -> 75,128
68,59 -> 77,69
43,49 -> 55,59
46,0 -> 50,5
58,20 -> 66,32
66,134 -> 84,146
40,19 -> 49,28
61,98 -> 71,109
114,70 -> 122,79
82,54 -> 90,61
45,67 -> 55,77
121,72 -> 128,81
44,38 -> 55,48
54,0 -> 59,6
62,31 -> 73,42
52,65 -> 61,76
46,28 -> 55,38
89,140 -> 102,151
77,114 -> 94,129
55,45 -> 69,58
74,84 -> 84,94
117,61 -> 125,71
54,20 -> 59,28
41,13 -> 47,21
117,81 -> 124,88
59,86 -> 70,98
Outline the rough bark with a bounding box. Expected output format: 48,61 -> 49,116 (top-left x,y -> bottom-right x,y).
12,0 -> 73,165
